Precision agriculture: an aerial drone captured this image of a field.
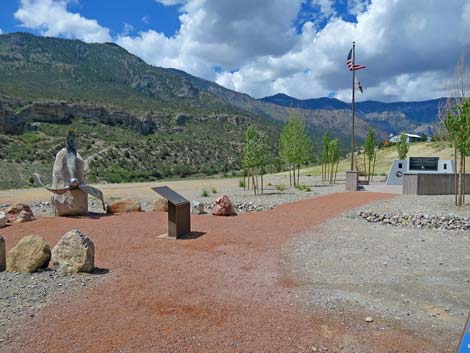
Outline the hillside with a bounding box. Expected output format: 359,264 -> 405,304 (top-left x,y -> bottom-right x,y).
299,141 -> 454,177
0,32 -> 441,189
0,32 -> 376,188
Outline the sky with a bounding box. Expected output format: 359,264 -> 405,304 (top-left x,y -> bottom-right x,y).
1,0 -> 470,102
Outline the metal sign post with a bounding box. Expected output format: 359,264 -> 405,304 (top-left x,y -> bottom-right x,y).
151,186 -> 190,239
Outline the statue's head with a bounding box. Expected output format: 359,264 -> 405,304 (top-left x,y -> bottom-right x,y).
66,128 -> 77,154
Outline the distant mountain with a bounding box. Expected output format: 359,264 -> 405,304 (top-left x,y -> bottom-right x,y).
260,94 -> 444,135
260,93 -> 350,110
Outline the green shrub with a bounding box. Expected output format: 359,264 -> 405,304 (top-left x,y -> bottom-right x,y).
267,182 -> 272,186
276,183 -> 286,191
211,186 -> 217,194
201,189 -> 209,197
296,184 -> 312,192
239,180 -> 245,188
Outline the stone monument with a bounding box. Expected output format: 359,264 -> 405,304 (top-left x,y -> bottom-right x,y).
35,129 -> 106,216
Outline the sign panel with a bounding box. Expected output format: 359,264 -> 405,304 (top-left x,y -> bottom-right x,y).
409,157 -> 439,171
458,314 -> 470,353
151,186 -> 188,206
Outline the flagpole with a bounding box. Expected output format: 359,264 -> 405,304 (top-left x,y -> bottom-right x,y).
351,41 -> 356,171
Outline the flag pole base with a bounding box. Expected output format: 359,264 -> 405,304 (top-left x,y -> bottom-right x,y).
346,171 -> 359,191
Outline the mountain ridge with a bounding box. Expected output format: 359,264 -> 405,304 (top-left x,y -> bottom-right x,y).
0,32 -> 440,188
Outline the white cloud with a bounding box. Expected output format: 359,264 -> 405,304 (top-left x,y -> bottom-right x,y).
216,0 -> 470,101
118,0 -> 302,75
122,22 -> 134,36
15,0 -> 111,43
11,0 -> 470,102
347,0 -> 370,16
155,0 -> 188,5
0,28 -> 3,34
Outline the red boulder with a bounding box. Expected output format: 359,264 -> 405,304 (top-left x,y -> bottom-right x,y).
212,195 -> 237,216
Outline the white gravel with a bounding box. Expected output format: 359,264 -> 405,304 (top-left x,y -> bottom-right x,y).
281,193 -> 470,352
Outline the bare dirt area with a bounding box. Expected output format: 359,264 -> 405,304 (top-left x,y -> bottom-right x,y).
2,190 -> 466,352
0,191 -> 440,353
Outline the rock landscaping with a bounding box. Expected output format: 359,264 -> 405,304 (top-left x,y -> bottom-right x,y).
212,195 -> 237,216
153,198 -> 168,212
4,203 -> 35,224
107,199 -> 142,213
0,211 -> 6,228
0,235 -> 5,271
6,235 -> 51,273
51,230 -> 95,275
358,210 -> 470,231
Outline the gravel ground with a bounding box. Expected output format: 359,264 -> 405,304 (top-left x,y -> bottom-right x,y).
0,269 -> 103,344
2,191 -> 413,353
359,193 -> 470,218
0,175 -> 343,350
281,194 -> 470,351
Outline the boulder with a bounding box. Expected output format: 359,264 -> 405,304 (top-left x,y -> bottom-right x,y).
0,235 -> 5,271
7,235 -> 50,273
107,199 -> 142,214
153,198 -> 168,212
5,203 -> 35,224
51,148 -> 88,216
51,230 -> 94,275
192,201 -> 206,215
0,211 -> 6,228
212,195 -> 237,216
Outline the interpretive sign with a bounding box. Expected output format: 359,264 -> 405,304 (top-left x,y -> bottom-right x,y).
409,157 -> 439,171
151,186 -> 191,238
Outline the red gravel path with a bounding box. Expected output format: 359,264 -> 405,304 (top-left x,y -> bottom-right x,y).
1,192 -> 434,352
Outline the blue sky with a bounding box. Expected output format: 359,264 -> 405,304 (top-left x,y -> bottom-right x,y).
0,0 -> 469,102
0,0 -> 182,37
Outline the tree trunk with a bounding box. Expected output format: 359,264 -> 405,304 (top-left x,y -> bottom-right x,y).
261,174 -> 264,195
252,169 -> 257,195
455,147 -> 458,206
457,153 -> 462,206
247,171 -> 250,190
371,152 -> 377,182
329,164 -> 333,184
292,165 -> 296,187
243,172 -> 246,191
334,160 -> 339,184
297,164 -> 300,186
363,152 -> 367,180
460,152 -> 464,206
464,156 -> 466,204
289,167 -> 292,187
321,162 -> 324,182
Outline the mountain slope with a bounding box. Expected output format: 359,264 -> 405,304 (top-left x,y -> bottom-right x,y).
261,94 -> 443,135
0,32 -> 378,135
0,32 -> 432,188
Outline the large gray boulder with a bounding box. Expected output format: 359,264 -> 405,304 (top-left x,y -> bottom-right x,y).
52,148 -> 88,216
0,235 -> 5,271
7,235 -> 51,273
51,230 -> 94,275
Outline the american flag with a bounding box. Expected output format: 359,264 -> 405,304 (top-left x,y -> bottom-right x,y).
346,48 -> 366,71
